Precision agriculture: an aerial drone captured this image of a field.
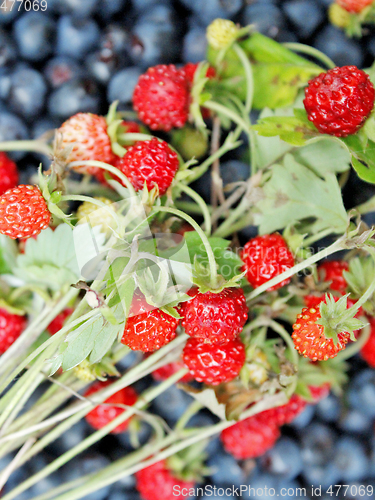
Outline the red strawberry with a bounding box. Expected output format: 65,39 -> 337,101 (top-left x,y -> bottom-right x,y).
241,233 -> 294,291
337,0 -> 374,13
183,62 -> 216,88
47,308 -> 74,335
360,316 -> 375,367
151,359 -> 194,383
113,138 -> 179,195
136,460 -> 194,500
292,305 -> 350,361
85,380 -> 137,434
133,64 -> 190,132
257,394 -> 307,427
0,185 -> 51,239
220,414 -> 280,460
182,337 -> 246,385
58,113 -> 116,179
318,260 -> 349,293
0,309 -> 27,354
304,65 -> 375,137
308,383 -> 330,402
121,293 -> 179,352
181,288 -> 248,344
121,120 -> 141,133
0,152 -> 18,196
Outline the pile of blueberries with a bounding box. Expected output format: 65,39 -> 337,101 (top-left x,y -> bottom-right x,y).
1,0 -> 375,499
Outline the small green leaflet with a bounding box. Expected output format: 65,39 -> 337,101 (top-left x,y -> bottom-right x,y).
253,155 -> 347,235
51,314 -> 123,373
0,235 -> 18,275
15,225 -> 80,291
253,108 -> 319,146
341,134 -> 375,184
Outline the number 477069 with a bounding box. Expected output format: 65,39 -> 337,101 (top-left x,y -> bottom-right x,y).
0,0 -> 48,11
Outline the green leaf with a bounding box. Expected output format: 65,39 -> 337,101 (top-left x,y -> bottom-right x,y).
253,109 -> 319,146
254,155 -> 347,235
89,322 -> 121,364
341,134 -> 375,184
14,225 -> 80,291
0,235 -> 18,275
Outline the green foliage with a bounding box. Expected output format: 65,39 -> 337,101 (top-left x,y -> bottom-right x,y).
14,225 -> 80,292
253,154 -> 347,235
0,235 -> 18,275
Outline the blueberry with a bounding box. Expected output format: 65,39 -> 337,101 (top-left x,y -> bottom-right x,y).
0,111 -> 28,160
243,3 -> 285,38
13,12 -> 55,62
290,404 -> 315,429
314,26 -> 363,68
208,449 -> 246,488
190,0 -> 242,25
56,16 -> 100,60
32,118 -> 59,140
63,453 -> 111,500
117,420 -> 152,449
6,66 -> 47,121
0,3 -> 20,24
48,77 -> 100,120
315,393 -> 341,423
302,462 -> 340,490
0,28 -> 16,67
108,491 -> 141,500
107,67 -> 142,105
220,160 -> 249,193
182,27 -> 207,63
131,22 -> 179,68
261,437 -> 303,481
333,437 -> 369,482
206,435 -> 221,456
44,57 -> 83,89
151,384 -> 193,423
49,420 -> 88,454
132,0 -> 171,10
339,408 -> 373,434
116,350 -> 140,372
300,423 -> 336,466
348,369 -> 375,418
52,0 -> 99,18
101,24 -> 130,55
97,0 -> 127,21
142,4 -> 176,26
86,50 -> 120,86
283,0 -> 324,39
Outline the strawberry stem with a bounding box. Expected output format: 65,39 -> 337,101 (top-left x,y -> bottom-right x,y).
282,42 -> 336,69
333,322 -> 371,363
154,206 -> 218,289
0,140 -> 52,157
177,183 -> 212,235
203,100 -> 251,134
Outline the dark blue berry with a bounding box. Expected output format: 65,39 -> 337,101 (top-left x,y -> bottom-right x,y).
261,437 -> 303,481
63,454 -> 111,500
333,437 -> 369,482
283,0 -> 324,39
348,369 -> 375,418
56,16 -> 100,60
107,67 -> 142,104
52,0 -> 99,18
151,384 -> 192,423
315,393 -> 341,423
339,408 -> 373,434
314,26 -> 363,68
131,22 -> 179,69
0,28 -> 16,67
44,56 -> 83,88
0,111 -> 28,160
182,27 -> 207,63
189,0 -> 242,25
243,3 -> 285,38
13,12 -> 55,62
97,0 -> 127,21
6,66 -> 47,121
208,448 -> 246,488
290,404 -> 315,429
48,77 -> 100,120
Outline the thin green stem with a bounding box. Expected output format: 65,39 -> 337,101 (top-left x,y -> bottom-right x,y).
68,160 -> 136,197
204,101 -> 251,134
177,183 -> 212,235
334,323 -> 371,362
233,43 -> 254,114
60,194 -> 121,231
0,140 -> 52,157
282,43 -> 335,69
268,319 -> 299,368
175,401 -> 203,432
355,194 -> 375,215
154,206 -> 218,288
303,228 -> 333,247
117,133 -> 153,142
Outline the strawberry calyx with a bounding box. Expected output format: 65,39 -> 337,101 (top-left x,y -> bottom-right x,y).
166,441 -> 209,483
316,293 -> 367,344
191,257 -> 245,294
73,357 -> 120,382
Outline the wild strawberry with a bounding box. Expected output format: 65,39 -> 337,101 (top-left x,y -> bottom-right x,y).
360,316 -> 375,367
337,0 -> 374,13
136,460 -> 194,500
206,19 -> 239,50
151,358 -> 194,383
76,197 -> 116,234
58,112 -> 116,178
121,293 -> 179,352
0,185 -> 51,239
47,308 -> 74,335
304,65 -> 375,137
309,383 -> 330,402
0,309 -> 27,354
257,394 -> 307,427
113,139 -> 179,195
0,152 -> 18,196
121,120 -> 141,133
241,233 -> 294,291
292,305 -> 350,361
318,260 -> 349,293
181,288 -> 248,344
182,338 -> 246,385
133,65 -> 189,132
85,380 -> 137,434
220,414 -> 280,460
183,63 -> 216,88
